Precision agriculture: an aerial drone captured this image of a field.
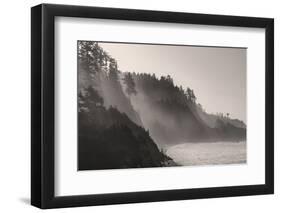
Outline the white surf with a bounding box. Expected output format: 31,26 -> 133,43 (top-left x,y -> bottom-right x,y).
166,141 -> 246,166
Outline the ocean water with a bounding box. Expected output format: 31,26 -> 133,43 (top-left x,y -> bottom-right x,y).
166,141 -> 246,166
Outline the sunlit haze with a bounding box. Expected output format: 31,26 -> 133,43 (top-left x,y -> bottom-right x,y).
99,42 -> 246,123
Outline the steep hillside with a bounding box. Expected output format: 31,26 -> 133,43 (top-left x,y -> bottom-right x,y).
78,41 -> 173,170
130,73 -> 246,145
78,86 -> 172,170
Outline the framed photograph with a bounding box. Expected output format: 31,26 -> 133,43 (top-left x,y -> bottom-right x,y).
31,4 -> 274,209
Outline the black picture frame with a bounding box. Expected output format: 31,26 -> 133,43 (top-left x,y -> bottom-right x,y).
31,3 -> 274,209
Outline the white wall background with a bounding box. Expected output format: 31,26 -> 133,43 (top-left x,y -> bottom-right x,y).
0,0 -> 279,212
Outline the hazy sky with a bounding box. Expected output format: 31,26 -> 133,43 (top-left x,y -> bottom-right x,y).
99,42 -> 246,123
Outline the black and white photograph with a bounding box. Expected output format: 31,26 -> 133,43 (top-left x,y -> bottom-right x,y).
78,41 -> 247,170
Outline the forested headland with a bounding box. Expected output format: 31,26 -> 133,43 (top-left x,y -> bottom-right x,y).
78,41 -> 246,170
